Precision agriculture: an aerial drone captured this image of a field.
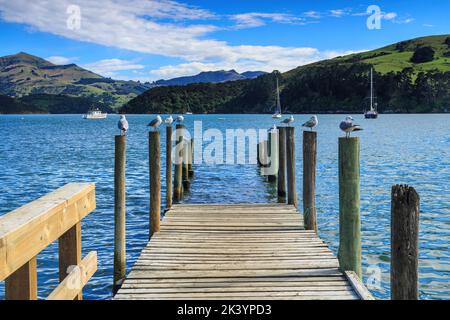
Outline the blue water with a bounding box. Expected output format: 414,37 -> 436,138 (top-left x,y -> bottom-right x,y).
0,114 -> 449,300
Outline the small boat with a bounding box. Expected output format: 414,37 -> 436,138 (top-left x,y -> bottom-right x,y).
364,68 -> 378,119
272,76 -> 282,118
82,108 -> 107,119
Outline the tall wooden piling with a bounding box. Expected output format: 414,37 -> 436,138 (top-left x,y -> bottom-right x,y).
188,138 -> 194,177
337,137 -> 361,278
113,135 -> 126,294
277,127 -> 286,198
268,130 -> 278,182
391,185 -> 419,300
183,139 -> 190,191
285,127 -> 297,207
303,131 -> 317,232
149,131 -> 161,238
173,124 -> 184,200
166,126 -> 173,209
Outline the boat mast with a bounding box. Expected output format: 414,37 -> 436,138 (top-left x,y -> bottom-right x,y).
370,68 -> 374,112
276,77 -> 281,114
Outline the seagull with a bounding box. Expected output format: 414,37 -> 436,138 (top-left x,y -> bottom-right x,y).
118,115 -> 129,136
176,115 -> 184,123
340,116 -> 363,138
302,115 -> 318,131
267,124 -> 277,132
281,115 -> 294,126
164,115 -> 174,125
147,115 -> 162,131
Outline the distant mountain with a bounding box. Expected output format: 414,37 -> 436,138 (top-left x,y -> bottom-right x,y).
0,52 -> 151,109
122,35 -> 450,114
154,70 -> 266,86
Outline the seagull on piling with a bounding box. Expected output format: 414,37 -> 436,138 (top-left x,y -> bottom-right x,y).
176,115 -> 184,123
147,115 -> 162,131
281,115 -> 294,127
118,115 -> 129,136
302,115 -> 318,131
340,116 -> 363,138
164,115 -> 174,125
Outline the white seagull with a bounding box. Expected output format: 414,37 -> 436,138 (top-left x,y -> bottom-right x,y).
340,116 -> 363,138
281,115 -> 294,126
164,115 -> 174,125
176,115 -> 184,123
118,115 -> 129,136
302,115 -> 318,131
147,115 -> 162,131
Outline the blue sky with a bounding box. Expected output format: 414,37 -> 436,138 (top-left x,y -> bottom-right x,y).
0,0 -> 448,81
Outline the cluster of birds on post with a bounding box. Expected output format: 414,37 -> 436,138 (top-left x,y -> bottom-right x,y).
280,114 -> 362,137
117,114 -> 185,135
119,114 -> 362,138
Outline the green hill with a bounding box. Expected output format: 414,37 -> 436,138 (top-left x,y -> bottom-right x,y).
122,35 -> 450,114
0,52 -> 151,110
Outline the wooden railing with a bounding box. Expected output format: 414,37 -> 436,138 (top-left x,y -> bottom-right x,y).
0,183 -> 97,300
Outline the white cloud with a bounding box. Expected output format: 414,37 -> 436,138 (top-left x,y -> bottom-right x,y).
230,13 -> 303,29
423,24 -> 434,27
329,9 -> 350,18
382,12 -> 397,20
303,11 -> 321,19
82,59 -> 145,77
46,55 -> 76,65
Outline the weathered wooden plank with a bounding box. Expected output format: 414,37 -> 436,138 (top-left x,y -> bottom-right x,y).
122,276 -> 347,284
345,271 -> 375,300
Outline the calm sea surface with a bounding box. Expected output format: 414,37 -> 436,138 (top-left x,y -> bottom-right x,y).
0,114 -> 449,300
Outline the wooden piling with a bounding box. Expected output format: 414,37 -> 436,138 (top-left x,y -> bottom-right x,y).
391,185 -> 419,300
165,126 -> 173,209
303,131 -> 317,232
183,139 -> 190,191
113,135 -> 126,294
285,127 -> 297,207
277,127 -> 286,198
188,138 -> 194,177
257,142 -> 261,166
268,130 -> 278,182
149,131 -> 161,238
173,124 -> 184,200
337,137 -> 361,278
59,223 -> 82,299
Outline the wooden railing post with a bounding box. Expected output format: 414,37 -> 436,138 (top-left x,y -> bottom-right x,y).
113,135 -> 126,294
391,185 -> 419,300
149,131 -> 161,238
286,127 -> 297,207
59,223 -> 82,299
166,126 -> 173,209
183,139 -> 190,191
5,257 -> 37,300
277,127 -> 286,198
303,131 -> 317,232
267,129 -> 278,182
174,124 -> 184,200
338,137 -> 361,278
188,138 -> 194,177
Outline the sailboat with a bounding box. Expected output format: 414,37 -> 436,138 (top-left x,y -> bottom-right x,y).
364,68 -> 378,119
272,76 -> 282,118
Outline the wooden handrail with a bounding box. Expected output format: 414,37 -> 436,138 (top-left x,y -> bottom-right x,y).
0,183 -> 96,300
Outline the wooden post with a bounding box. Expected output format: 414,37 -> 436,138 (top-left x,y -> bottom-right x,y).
149,131 -> 161,238
267,130 -> 278,182
257,142 -> 261,166
5,257 -> 37,300
183,139 -> 190,191
303,131 -> 317,232
338,137 -> 361,278
173,124 -> 184,200
59,223 -> 82,299
188,138 -> 194,177
113,135 -> 126,295
391,185 -> 419,300
166,126 -> 173,209
277,127 -> 286,198
285,127 -> 297,207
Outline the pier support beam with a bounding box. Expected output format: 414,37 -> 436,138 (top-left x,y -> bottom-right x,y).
165,126 -> 173,209
277,127 -> 287,199
149,131 -> 161,238
286,127 -> 297,208
183,139 -> 190,191
174,124 -> 184,200
188,138 -> 194,177
113,135 -> 126,294
303,131 -> 317,232
391,185 -> 419,300
268,129 -> 278,183
338,137 -> 361,278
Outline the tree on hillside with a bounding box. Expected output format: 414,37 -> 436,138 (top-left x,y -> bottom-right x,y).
410,46 -> 435,64
445,37 -> 450,47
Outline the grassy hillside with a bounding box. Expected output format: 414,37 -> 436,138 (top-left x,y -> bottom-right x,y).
0,94 -> 44,114
122,35 -> 450,114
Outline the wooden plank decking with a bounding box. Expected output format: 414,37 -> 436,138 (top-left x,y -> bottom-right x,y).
114,204 -> 372,300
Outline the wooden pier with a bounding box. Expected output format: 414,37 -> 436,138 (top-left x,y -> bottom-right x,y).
114,203 -> 372,300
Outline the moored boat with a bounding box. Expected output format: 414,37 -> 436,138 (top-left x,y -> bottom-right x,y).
82,108 -> 107,119
364,68 -> 378,119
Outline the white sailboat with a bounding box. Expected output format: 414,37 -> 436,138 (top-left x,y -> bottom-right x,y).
82,108 -> 107,119
364,68 -> 378,119
272,77 -> 282,118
